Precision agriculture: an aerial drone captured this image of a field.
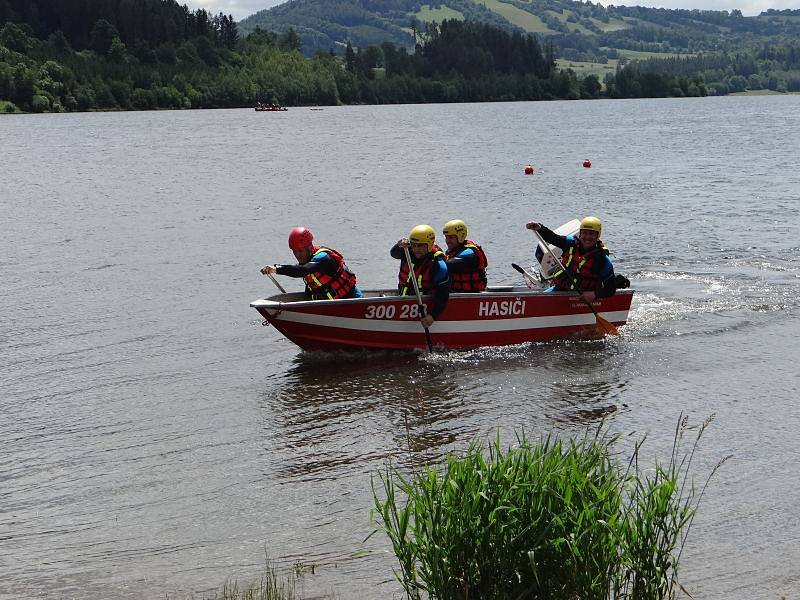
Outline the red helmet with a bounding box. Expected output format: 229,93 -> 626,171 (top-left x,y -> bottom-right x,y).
288,227 -> 313,250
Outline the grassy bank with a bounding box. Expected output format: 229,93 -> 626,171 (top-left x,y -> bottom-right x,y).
204,416 -> 722,600
372,416 -> 726,600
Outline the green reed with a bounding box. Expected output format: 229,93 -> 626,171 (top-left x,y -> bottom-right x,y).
371,415 -> 726,600
211,559 -> 298,600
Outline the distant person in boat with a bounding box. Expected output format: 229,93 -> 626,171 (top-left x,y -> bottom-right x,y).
260,227 -> 362,299
391,224 -> 450,327
442,219 -> 488,292
525,216 -> 616,301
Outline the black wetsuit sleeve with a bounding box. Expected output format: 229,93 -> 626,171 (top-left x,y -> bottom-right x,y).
537,226 -> 572,252
445,252 -> 478,273
594,256 -> 617,299
275,257 -> 337,278
390,243 -> 405,260
430,262 -> 450,320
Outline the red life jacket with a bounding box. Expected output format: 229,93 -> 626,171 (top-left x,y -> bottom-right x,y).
445,240 -> 488,292
398,245 -> 445,295
304,246 -> 357,300
553,241 -> 608,292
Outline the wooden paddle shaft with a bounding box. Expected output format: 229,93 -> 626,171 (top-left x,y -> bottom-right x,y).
402,244 -> 434,352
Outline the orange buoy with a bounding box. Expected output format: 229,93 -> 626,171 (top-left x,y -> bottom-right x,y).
583,159 -> 592,168
524,164 -> 535,175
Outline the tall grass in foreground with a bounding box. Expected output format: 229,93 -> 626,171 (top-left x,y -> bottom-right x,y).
211,560 -> 298,600
372,415 -> 727,600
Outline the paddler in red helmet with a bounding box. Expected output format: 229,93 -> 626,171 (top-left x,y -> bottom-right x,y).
260,227 -> 362,299
525,216 -> 617,302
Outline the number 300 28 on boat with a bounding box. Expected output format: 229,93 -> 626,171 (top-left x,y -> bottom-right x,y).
251,286 -> 634,352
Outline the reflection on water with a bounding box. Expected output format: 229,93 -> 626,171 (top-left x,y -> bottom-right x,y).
259,339 -> 633,481
260,353 -> 464,479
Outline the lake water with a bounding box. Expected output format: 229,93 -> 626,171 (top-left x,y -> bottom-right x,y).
2,97 -> 799,599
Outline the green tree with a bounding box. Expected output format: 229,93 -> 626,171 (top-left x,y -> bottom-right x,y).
363,45 -> 384,69
154,85 -> 184,108
345,40 -> 356,73
0,22 -> 32,53
108,36 -> 127,61
156,44 -> 177,64
580,74 -> 601,98
94,81 -> 118,108
176,40 -> 201,63
194,36 -> 220,66
89,19 -> 120,54
10,64 -> 35,107
47,30 -> 71,53
30,94 -> 49,112
219,14 -> 239,49
279,27 -> 302,52
75,84 -> 97,110
109,80 -> 132,107
130,87 -> 156,109
728,74 -> 747,92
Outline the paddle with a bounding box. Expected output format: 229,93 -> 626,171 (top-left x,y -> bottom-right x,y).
511,262 -> 539,289
402,245 -> 434,352
265,270 -> 287,293
530,228 -> 619,336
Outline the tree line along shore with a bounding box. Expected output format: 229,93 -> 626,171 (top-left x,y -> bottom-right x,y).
1,0 -> 797,113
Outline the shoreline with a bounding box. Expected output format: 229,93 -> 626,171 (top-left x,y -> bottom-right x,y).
2,91 -> 799,116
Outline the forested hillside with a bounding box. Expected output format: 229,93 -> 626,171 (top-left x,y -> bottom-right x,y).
240,0 -> 800,93
0,0 -> 238,50
0,0 -> 709,115
241,0 -> 800,56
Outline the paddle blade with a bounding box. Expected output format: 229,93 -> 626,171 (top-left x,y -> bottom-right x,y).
596,314 -> 619,336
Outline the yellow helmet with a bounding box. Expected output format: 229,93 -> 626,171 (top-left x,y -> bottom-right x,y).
580,216 -> 602,235
409,224 -> 436,251
442,219 -> 468,244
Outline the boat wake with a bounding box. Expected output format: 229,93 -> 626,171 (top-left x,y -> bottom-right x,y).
624,265 -> 800,339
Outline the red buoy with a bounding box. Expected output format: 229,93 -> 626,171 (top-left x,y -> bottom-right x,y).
583,159 -> 592,168
524,164 -> 535,175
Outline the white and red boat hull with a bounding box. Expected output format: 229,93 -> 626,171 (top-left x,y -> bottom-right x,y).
251,287 -> 633,352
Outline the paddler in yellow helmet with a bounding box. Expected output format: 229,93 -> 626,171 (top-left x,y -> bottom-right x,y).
525,216 -> 617,302
390,224 -> 450,327
442,219 -> 488,292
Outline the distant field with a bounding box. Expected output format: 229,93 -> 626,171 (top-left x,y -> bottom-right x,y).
413,4 -> 464,22
602,48 -> 695,60
596,17 -> 629,32
558,50 -> 695,79
760,15 -> 800,22
543,9 -> 628,34
557,58 -> 619,78
480,0 -> 552,33
545,9 -> 594,35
